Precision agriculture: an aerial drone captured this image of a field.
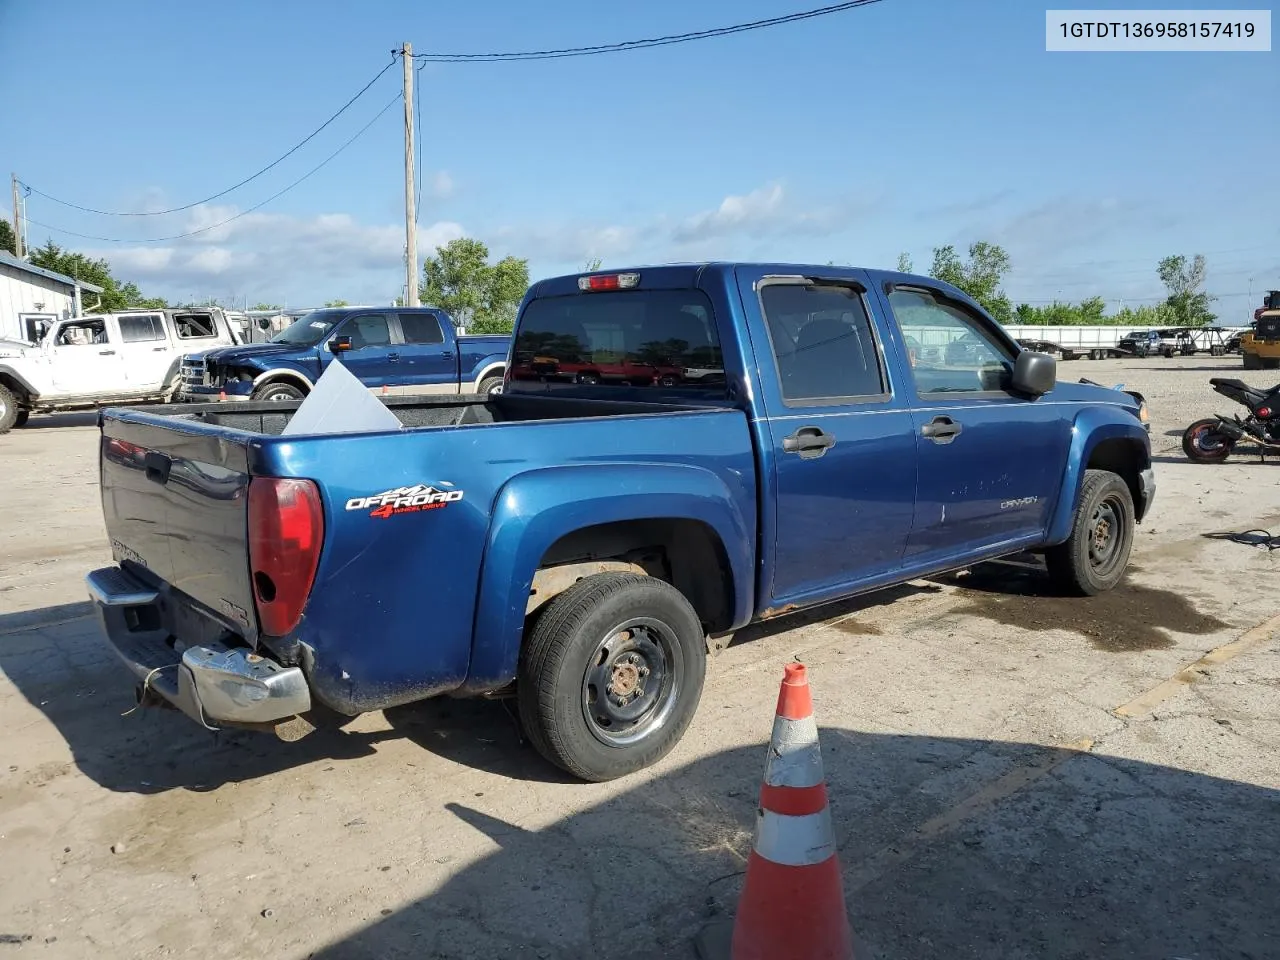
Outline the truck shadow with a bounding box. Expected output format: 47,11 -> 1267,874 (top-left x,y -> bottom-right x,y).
16,412 -> 101,430
302,732 -> 1280,960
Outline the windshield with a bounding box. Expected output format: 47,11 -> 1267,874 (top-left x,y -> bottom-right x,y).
509,289 -> 726,397
270,309 -> 348,346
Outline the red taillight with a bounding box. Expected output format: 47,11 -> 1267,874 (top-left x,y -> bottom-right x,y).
1259,407 -> 1272,418
247,477 -> 324,636
577,272 -> 640,292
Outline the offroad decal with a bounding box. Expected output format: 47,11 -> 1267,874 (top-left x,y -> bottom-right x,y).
344,483 -> 464,519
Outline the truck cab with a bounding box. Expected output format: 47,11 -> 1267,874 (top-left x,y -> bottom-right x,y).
178,306 -> 510,402
0,307 -> 237,432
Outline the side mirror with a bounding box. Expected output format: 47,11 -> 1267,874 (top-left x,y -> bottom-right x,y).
1012,350 -> 1056,397
330,336 -> 353,353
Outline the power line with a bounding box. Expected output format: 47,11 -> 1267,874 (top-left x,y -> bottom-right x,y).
22,58 -> 398,217
23,93 -> 403,245
407,0 -> 887,62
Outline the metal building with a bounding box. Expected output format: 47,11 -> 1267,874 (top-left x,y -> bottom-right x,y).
0,252 -> 104,341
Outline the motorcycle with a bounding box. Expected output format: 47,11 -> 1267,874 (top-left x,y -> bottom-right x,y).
1182,377 -> 1280,463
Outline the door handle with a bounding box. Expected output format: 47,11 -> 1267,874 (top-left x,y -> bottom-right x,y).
387,353 -> 400,362
152,347 -> 167,352
99,349 -> 116,356
440,351 -> 455,360
921,415 -> 962,444
783,426 -> 836,459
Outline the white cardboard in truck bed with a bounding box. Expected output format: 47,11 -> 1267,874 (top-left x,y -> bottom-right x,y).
280,358 -> 404,436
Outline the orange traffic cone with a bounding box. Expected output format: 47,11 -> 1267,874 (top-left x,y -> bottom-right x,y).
697,662 -> 855,960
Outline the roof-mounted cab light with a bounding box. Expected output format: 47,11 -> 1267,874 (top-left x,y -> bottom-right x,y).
578,272 -> 640,292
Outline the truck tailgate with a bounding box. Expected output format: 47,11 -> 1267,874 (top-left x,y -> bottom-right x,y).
99,412 -> 259,640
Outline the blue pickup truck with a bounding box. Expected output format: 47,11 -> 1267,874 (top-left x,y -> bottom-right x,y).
88,263 -> 1153,781
177,305 -> 510,402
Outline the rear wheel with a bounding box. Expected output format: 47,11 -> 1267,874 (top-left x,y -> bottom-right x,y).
1266,358 -> 1280,371
517,573 -> 706,782
1182,418 -> 1236,463
477,375 -> 504,396
0,384 -> 20,434
251,382 -> 306,402
1045,469 -> 1135,597
1244,352 -> 1262,370
14,410 -> 29,428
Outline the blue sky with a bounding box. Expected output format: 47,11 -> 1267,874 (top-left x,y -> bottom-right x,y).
1,0 -> 1276,320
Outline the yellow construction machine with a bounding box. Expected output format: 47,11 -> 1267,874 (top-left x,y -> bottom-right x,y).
1241,290 -> 1280,369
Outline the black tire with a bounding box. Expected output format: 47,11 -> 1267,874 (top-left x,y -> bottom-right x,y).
1045,470 -> 1135,597
1244,352 -> 1262,370
1181,418 -> 1236,463
0,384 -> 19,434
477,375 -> 504,396
575,371 -> 601,385
517,573 -> 707,782
251,382 -> 305,402
14,409 -> 29,428
1266,358 -> 1280,371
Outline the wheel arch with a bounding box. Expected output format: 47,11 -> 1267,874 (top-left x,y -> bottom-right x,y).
251,368 -> 314,394
471,361 -> 506,390
1046,415 -> 1151,546
0,367 -> 39,404
461,463 -> 754,694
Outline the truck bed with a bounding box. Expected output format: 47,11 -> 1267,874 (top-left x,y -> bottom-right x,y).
97,392 -> 756,712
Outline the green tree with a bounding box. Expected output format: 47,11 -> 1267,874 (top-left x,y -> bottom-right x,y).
324,298 -> 349,308
896,252 -> 913,274
27,241 -> 166,310
1157,254 -> 1215,326
420,237 -> 530,334
929,241 -> 1013,323
1012,296 -> 1108,326
251,302 -> 281,311
0,219 -> 15,256
583,257 -> 602,272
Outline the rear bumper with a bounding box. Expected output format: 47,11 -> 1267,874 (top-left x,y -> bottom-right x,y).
86,566 -> 310,727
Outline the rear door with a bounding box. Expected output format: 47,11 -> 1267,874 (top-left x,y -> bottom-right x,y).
116,313 -> 175,390
879,282 -> 1071,564
334,312 -> 399,390
49,317 -> 126,394
737,268 -> 918,605
390,311 -> 459,394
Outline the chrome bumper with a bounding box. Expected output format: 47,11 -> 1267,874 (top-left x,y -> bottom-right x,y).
86,567 -> 310,727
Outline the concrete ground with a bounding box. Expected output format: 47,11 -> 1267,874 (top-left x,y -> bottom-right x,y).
1,355 -> 1278,959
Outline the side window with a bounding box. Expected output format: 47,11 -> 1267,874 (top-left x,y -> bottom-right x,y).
887,288 -> 1014,394
399,312 -> 444,345
174,313 -> 217,339
346,314 -> 392,349
55,319 -> 109,346
119,314 -> 166,343
760,282 -> 886,404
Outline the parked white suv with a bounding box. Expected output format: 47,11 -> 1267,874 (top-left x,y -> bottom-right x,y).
0,307 -> 239,432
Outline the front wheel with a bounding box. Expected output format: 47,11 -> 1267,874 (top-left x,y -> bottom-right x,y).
517,573 -> 706,782
1243,352 -> 1262,370
1182,418 -> 1236,463
251,382 -> 306,402
0,384 -> 20,434
1045,469 -> 1135,597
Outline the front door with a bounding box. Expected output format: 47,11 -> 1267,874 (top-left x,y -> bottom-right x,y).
390,311 -> 459,394
116,313 -> 175,390
49,318 -> 126,394
742,270 -> 919,606
880,284 -> 1071,564
333,313 -> 398,391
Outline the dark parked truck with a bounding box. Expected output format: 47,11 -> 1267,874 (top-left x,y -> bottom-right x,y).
177,305 -> 511,402
88,263 -> 1154,781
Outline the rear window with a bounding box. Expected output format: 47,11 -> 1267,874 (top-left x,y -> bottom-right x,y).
509,290 -> 726,396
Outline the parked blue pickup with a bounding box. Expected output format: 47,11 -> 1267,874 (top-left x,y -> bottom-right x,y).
177,305 -> 511,402
88,263 -> 1154,781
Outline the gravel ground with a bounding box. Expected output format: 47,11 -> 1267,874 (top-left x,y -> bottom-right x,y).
2,363 -> 1279,960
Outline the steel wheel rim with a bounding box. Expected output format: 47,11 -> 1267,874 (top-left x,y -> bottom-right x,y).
581,617 -> 682,747
1088,497 -> 1126,574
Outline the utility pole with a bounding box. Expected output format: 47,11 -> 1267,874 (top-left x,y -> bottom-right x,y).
11,173 -> 24,258
402,42 -> 419,307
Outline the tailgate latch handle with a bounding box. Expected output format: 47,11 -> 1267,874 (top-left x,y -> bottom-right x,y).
143,451 -> 173,485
